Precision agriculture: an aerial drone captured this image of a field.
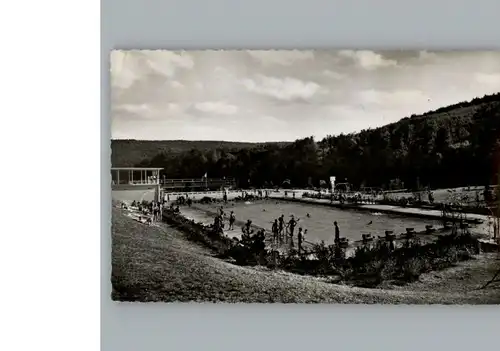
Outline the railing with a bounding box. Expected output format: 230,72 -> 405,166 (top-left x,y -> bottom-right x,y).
112,179 -> 160,185
161,178 -> 235,183
161,178 -> 236,190
166,189 -> 242,197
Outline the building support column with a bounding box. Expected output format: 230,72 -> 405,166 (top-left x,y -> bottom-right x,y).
154,184 -> 161,202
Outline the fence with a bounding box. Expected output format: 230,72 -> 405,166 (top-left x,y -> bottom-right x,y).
161,178 -> 236,190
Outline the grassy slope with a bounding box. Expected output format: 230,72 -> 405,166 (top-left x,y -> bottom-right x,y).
111,208 -> 500,303
110,139 -> 290,167
389,253 -> 500,295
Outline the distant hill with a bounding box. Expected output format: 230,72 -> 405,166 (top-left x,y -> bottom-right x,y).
111,92 -> 500,190
111,139 -> 290,167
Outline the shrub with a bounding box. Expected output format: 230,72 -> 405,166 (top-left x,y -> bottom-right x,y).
163,207 -> 480,288
401,258 -> 424,282
224,229 -> 268,266
312,241 -> 333,262
339,233 -> 480,286
310,241 -> 337,275
380,258 -> 398,281
199,196 -> 214,204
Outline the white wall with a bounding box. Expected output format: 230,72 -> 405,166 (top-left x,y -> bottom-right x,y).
112,185 -> 158,203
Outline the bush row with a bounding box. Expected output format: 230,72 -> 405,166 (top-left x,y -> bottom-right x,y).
163,205 -> 481,288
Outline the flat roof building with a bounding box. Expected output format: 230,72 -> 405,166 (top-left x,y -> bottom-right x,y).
111,167 -> 163,203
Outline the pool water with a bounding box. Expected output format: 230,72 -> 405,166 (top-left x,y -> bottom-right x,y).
188,200 -> 443,245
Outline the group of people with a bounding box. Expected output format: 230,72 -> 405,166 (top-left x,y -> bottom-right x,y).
270,214 -> 309,253
168,190 -> 348,255
211,205 -> 343,255
172,194 -> 193,207
168,202 -> 181,214
126,200 -> 164,225
209,205 -> 307,251
212,206 -> 236,234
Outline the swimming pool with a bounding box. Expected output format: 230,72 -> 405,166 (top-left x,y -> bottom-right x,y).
182,199 -> 443,245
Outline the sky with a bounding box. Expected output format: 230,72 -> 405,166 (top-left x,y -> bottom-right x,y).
111,50 -> 500,142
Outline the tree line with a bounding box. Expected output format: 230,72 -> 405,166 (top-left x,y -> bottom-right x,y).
134,93 -> 500,191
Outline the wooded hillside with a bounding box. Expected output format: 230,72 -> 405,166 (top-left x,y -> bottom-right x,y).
112,93 -> 500,190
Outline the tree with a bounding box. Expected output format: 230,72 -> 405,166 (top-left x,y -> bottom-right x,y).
131,94 -> 500,191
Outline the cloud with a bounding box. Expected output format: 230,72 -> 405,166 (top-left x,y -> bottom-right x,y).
475,73 -> 500,88
323,70 -> 345,80
214,66 -> 232,76
417,50 -> 439,62
338,50 -> 397,70
241,74 -> 322,101
194,101 -> 239,115
258,114 -> 288,126
113,102 -> 184,121
111,50 -> 500,142
247,50 -> 314,66
357,89 -> 429,108
170,81 -> 184,88
165,103 -> 182,112
114,104 -> 151,114
110,51 -> 141,89
142,50 -> 194,77
110,50 -> 194,90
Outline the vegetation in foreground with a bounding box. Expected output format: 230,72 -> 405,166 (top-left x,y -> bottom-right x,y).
111,208 -> 500,303
163,206 -> 484,289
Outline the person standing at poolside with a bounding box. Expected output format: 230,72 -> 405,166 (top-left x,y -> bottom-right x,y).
287,215 -> 299,246
228,211 -> 236,230
153,202 -> 160,222
272,219 -> 279,244
334,221 -> 340,243
278,214 -> 285,243
297,227 -> 304,254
